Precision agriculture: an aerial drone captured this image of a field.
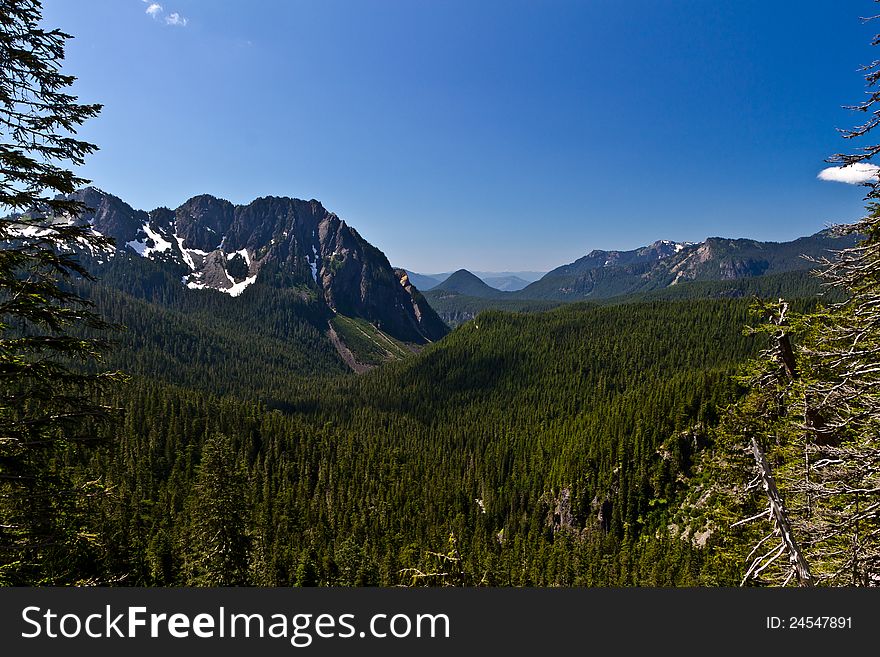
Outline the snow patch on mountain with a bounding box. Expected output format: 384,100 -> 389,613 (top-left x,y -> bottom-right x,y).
225,273 -> 258,297
8,218 -> 116,257
127,222 -> 172,257
173,233 -> 195,269
77,227 -> 116,254
8,222 -> 50,238
183,265 -> 257,297
232,248 -> 250,266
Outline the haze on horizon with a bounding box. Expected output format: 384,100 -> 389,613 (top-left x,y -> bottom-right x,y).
44,0 -> 875,272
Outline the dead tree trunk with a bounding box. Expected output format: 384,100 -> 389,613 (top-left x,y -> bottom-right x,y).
772,300 -> 799,380
749,437 -> 814,587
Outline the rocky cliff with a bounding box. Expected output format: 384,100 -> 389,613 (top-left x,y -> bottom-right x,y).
65,187 -> 448,344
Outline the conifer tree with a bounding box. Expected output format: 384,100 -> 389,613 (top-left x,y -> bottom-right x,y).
180,434 -> 251,586
0,0 -> 116,584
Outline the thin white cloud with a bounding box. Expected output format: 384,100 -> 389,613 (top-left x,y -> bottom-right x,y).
165,12 -> 188,26
817,162 -> 880,184
140,1 -> 188,27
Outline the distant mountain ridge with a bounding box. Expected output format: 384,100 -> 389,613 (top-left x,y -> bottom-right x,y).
402,269 -> 543,292
518,231 -> 856,300
481,275 -> 531,291
544,240 -> 691,278
431,269 -> 505,298
402,271 -> 445,291
421,230 -> 859,325
58,187 -> 448,344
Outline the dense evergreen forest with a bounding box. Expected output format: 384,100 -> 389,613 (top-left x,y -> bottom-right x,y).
4,233 -> 838,586
73,252 -> 348,399
22,279 -> 778,586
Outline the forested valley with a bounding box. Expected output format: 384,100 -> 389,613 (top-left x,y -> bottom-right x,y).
5,0 -> 880,590
34,293 -> 762,586
6,245 -> 806,585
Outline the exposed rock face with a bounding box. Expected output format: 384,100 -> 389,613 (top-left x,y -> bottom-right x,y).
64,188 -> 448,343
394,268 -> 449,340
664,236 -> 829,285
547,239 -> 691,278
72,186 -> 149,245
174,195 -> 234,252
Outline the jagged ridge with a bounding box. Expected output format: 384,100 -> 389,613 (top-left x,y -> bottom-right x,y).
64,187 -> 448,344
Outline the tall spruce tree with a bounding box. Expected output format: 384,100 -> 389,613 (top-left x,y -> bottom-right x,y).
180,434 -> 251,586
0,0 -> 117,584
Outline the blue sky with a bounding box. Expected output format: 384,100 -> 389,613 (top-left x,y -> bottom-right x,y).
43,0 -> 879,271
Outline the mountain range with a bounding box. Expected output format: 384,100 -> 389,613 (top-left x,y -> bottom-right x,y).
427,234 -> 853,301
19,187 -> 860,360
420,233 -> 857,324
403,270 -> 542,292
61,187 -> 448,347
522,234 -> 853,299
412,232 -> 854,306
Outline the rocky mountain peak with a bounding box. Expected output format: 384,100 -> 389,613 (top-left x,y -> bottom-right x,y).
71,187 -> 148,245
174,194 -> 234,252
61,187 -> 448,343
